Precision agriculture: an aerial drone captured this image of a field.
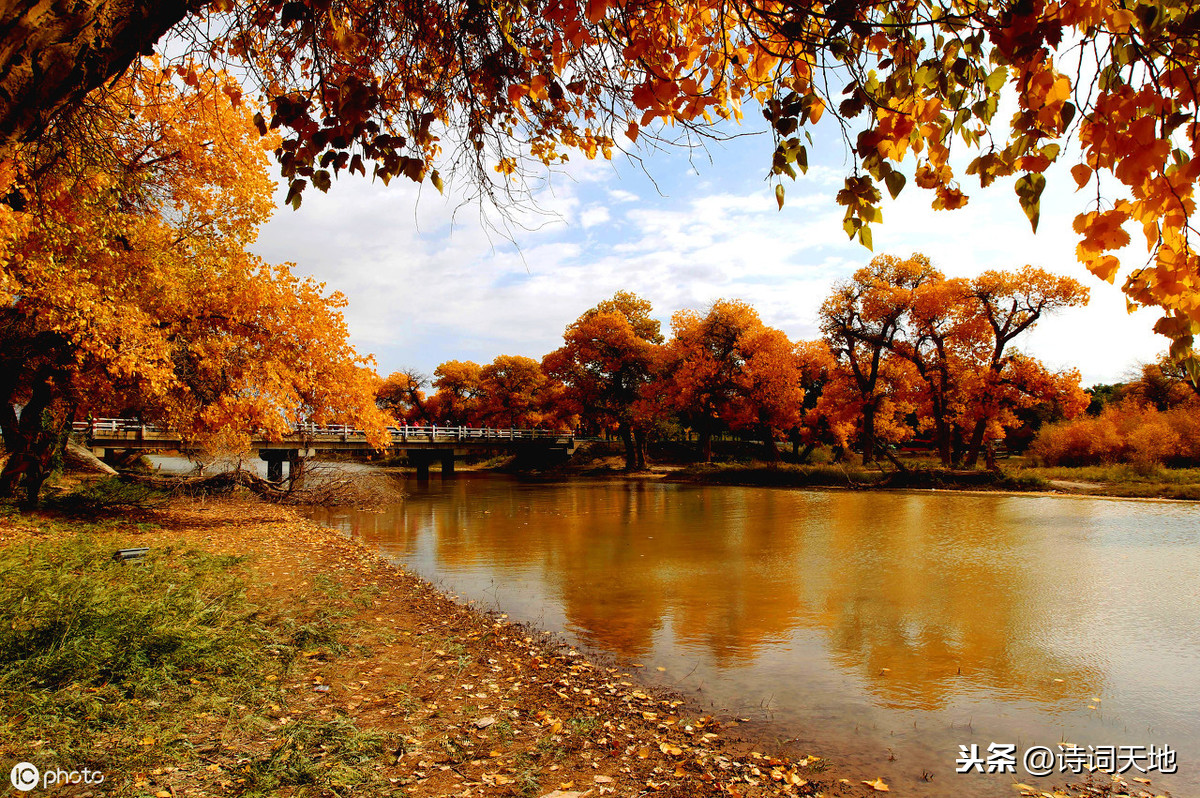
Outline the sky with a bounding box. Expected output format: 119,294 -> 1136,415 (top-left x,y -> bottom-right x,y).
249,115 -> 1167,389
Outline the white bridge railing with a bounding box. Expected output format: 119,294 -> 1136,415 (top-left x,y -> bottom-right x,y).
71,418 -> 570,442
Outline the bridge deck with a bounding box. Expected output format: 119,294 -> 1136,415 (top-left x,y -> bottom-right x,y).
73,419 -> 575,452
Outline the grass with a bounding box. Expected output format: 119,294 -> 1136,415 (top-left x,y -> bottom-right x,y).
672,462 -> 886,487
1014,464 -> 1200,499
676,459 -> 1200,499
671,461 -> 1052,491
45,476 -> 169,513
0,530 -> 390,795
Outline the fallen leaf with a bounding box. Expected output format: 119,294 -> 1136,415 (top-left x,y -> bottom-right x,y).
863,777 -> 890,791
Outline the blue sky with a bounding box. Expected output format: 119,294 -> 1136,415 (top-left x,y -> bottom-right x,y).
250,116 -> 1166,388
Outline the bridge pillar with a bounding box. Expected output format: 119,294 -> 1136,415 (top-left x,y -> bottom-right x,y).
406,450 -> 454,478
259,449 -> 294,483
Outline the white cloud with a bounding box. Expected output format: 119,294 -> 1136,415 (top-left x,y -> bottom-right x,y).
251,137 -> 1167,387
580,206 -> 611,228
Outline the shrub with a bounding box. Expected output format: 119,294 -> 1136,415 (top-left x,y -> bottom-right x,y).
1029,399 -> 1200,467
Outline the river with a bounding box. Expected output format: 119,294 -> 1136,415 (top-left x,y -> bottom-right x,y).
307,473 -> 1197,796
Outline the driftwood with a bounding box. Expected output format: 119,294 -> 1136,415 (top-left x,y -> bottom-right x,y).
63,443 -> 119,476
124,463 -> 403,506
125,468 -> 288,498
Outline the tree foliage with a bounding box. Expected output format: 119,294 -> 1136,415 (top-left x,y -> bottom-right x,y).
0,63 -> 389,505
543,291 -> 663,469
2,0 -> 1198,364
650,299 -> 803,462
814,255 -> 1088,466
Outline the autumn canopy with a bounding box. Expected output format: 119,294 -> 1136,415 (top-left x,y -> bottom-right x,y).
2,0 -> 1195,365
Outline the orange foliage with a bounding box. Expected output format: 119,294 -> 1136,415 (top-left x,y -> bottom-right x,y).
0,63 -> 389,503
650,299 -> 802,461
1031,399 -> 1200,467
475,355 -> 566,430
543,292 -> 663,469
6,0 -> 1200,365
819,254 -> 938,463
377,371 -> 430,424
429,361 -> 484,425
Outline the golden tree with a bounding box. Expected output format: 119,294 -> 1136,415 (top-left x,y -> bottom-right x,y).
543,291 -> 663,470
0,63 -> 389,506
958,266 -> 1090,465
820,254 -> 939,464
651,299 -> 802,462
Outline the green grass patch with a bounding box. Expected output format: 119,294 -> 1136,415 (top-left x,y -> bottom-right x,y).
1012,465 -> 1200,499
672,462 -> 887,487
0,531 -> 391,794
45,476 -> 169,514
673,462 -> 1055,492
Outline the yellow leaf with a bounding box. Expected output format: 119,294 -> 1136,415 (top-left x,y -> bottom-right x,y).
863,777 -> 890,791
1071,164 -> 1091,189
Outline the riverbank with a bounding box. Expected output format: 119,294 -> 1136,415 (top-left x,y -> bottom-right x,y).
0,498 -> 859,797
564,452 -> 1200,502
1,496 -> 1171,797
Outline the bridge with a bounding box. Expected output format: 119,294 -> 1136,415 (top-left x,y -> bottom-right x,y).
72,418 -> 577,480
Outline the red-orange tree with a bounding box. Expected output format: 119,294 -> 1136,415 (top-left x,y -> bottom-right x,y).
543,292 -> 663,470
428,361 -> 484,425
0,64 -> 388,506
894,277 -> 982,466
959,267 -> 1090,465
377,370 -> 431,424
650,299 -> 802,462
820,254 -> 939,464
476,355 -> 564,429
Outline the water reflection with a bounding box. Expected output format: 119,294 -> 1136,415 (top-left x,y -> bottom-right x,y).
309,475 -> 1200,795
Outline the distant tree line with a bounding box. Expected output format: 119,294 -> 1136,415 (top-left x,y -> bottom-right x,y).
378,255 -> 1097,470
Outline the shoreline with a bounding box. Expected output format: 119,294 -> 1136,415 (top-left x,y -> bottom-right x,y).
0,496 -> 1169,798
0,498 -> 865,797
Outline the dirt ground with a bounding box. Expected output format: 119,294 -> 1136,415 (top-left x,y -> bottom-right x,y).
1,496 -> 1166,798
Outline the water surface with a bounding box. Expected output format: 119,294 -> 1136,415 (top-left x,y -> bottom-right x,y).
308,475 -> 1200,795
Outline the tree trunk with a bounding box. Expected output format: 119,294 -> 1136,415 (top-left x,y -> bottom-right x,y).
0,386 -> 73,508
860,404 -> 876,465
633,427 -> 647,470
698,428 -> 713,463
963,418 -> 987,468
619,421 -> 636,471
1,0 -> 196,150
758,424 -> 780,461
935,417 -> 953,468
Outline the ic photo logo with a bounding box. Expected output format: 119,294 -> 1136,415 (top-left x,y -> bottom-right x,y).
10,762 -> 39,792
9,762 -> 105,791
